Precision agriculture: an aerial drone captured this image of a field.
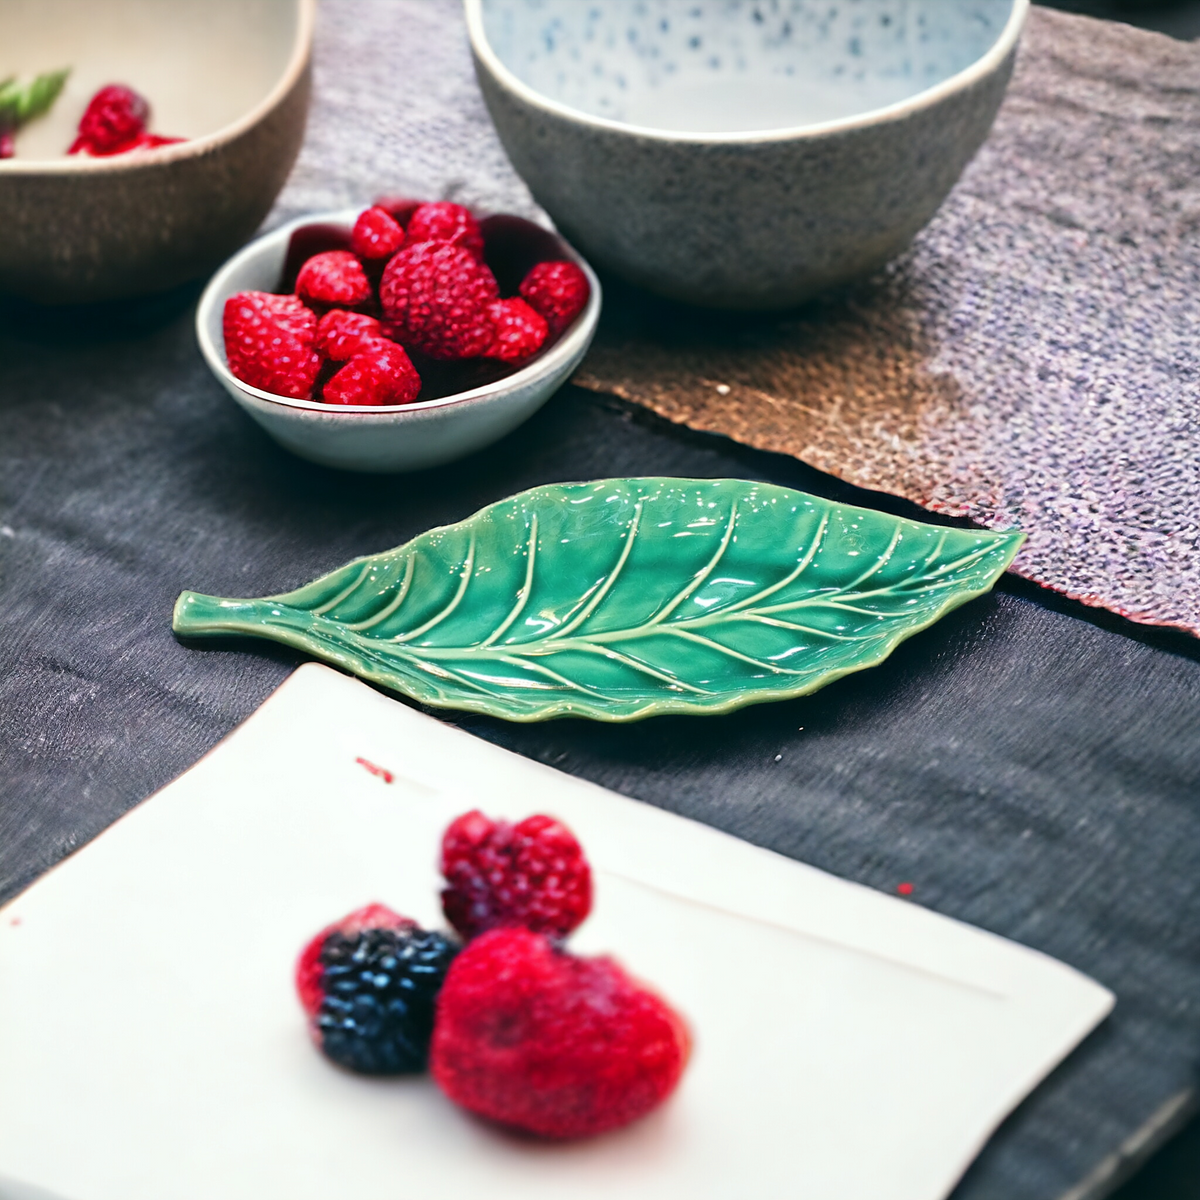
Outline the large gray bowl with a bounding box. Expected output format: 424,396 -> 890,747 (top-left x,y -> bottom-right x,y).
0,0 -> 314,304
466,0 -> 1026,310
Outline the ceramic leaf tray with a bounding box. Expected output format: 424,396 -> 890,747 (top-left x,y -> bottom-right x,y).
173,478 -> 1024,721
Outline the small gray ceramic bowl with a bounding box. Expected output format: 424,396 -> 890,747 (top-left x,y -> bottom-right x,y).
0,0 -> 314,304
196,208 -> 601,474
466,0 -> 1027,310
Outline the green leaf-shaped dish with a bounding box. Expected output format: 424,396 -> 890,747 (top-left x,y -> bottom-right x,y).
173,478 -> 1024,722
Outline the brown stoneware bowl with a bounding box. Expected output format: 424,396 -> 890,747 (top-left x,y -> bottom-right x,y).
0,0 -> 315,305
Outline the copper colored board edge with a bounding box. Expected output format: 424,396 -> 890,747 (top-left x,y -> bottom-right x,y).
574,8 -> 1200,638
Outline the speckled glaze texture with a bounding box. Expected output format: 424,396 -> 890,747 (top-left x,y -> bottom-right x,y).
482,1 -> 1008,131
173,478 -> 1024,721
195,208 -> 601,473
468,0 -> 1025,309
0,2 -> 314,304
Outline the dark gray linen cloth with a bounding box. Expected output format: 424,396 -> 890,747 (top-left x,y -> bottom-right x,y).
1,3 -> 1199,1199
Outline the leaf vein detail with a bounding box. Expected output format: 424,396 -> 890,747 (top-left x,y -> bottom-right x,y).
479,514 -> 538,647
490,654 -> 611,698
310,562 -> 372,616
717,509 -> 831,617
391,531 -> 476,642
648,500 -> 738,626
658,627 -> 820,675
547,499 -> 643,640
343,554 -> 416,631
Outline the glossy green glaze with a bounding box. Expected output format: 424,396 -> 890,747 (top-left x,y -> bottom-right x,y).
173,478 -> 1024,722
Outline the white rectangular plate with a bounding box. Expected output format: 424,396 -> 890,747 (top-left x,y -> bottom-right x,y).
0,664 -> 1112,1200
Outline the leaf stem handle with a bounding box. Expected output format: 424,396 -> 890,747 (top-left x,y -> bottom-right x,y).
173,591 -> 266,637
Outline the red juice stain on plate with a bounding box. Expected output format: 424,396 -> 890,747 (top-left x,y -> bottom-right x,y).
355,756 -> 394,784
897,882 -> 915,897
9,917 -> 21,926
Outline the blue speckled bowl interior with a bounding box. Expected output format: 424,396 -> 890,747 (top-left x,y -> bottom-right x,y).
481,0 -> 1015,134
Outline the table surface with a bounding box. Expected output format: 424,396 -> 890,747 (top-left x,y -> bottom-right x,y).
3,3 -> 1200,1198
3,309 -> 1199,1200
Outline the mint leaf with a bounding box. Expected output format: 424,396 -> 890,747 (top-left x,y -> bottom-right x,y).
0,68 -> 69,131
20,68 -> 69,123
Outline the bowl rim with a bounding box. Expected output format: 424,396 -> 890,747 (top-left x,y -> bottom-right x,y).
0,0 -> 316,175
464,0 -> 1028,144
195,206 -> 603,417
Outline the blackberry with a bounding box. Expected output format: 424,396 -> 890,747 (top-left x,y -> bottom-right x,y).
314,924 -> 458,1075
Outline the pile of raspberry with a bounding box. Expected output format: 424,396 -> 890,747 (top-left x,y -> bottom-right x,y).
223,201 -> 591,407
297,810 -> 689,1140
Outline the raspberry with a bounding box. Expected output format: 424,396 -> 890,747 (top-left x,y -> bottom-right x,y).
379,241 -> 499,360
314,309 -> 387,361
222,291 -> 321,400
351,205 -> 406,261
430,928 -> 690,1139
323,341 -> 422,406
0,131 -> 15,159
246,292 -> 316,340
68,85 -> 149,155
440,810 -> 591,941
296,250 -> 372,309
485,298 -> 548,364
296,903 -> 458,1075
519,260 -> 590,337
404,201 -> 485,261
